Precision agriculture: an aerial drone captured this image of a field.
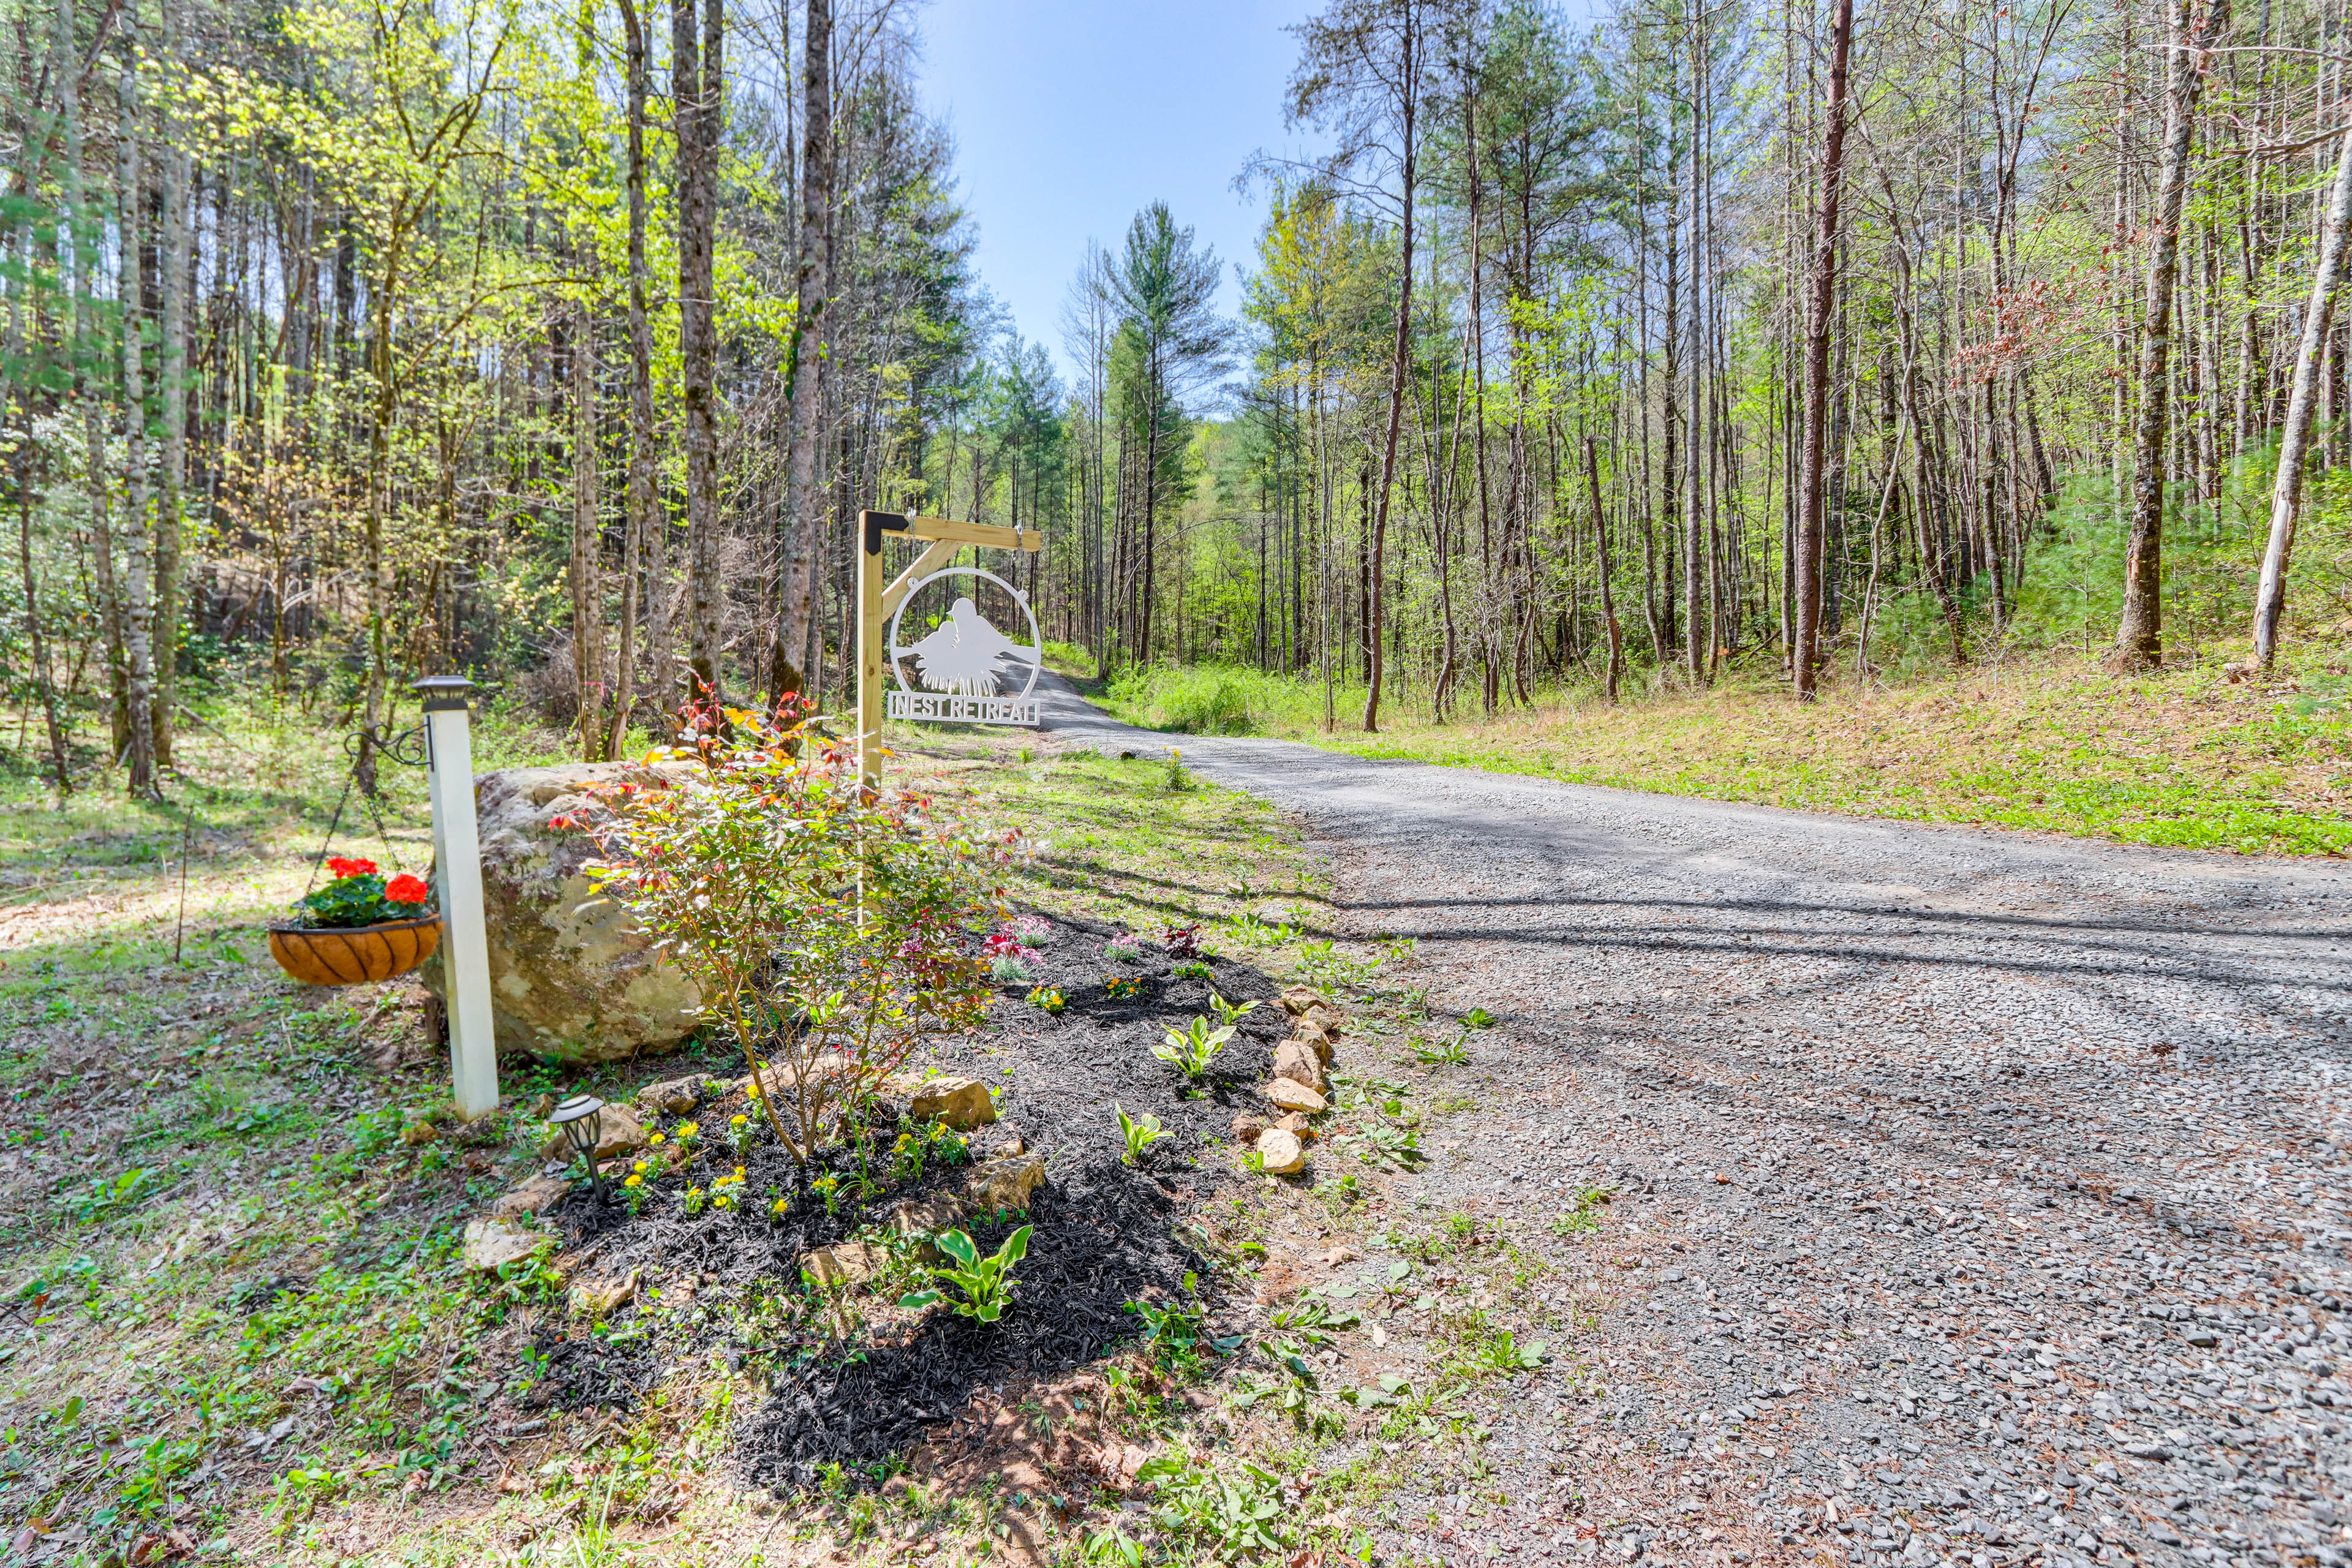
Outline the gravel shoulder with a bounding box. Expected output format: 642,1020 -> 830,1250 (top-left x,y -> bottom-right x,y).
1041,676 -> 2352,1568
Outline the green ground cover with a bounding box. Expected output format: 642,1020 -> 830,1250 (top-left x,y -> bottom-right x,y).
1095,654 -> 2352,856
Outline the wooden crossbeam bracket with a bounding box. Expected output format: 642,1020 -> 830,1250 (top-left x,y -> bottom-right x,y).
860,511 -> 1041,554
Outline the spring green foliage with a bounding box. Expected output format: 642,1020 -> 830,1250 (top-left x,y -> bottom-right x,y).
1206,989 -> 1261,1028
1152,1015 -> 1235,1082
579,706 -> 1001,1158
1115,1104 -> 1172,1164
899,1225 -> 1032,1323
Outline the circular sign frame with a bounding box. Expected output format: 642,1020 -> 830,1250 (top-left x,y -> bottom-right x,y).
885,566 -> 1044,701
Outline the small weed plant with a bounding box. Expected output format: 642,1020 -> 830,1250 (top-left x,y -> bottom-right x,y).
1412,1031 -> 1470,1066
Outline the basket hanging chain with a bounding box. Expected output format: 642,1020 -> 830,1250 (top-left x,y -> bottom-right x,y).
304,716 -> 429,894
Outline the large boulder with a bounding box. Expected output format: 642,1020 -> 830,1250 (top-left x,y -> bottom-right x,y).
422,761 -> 702,1063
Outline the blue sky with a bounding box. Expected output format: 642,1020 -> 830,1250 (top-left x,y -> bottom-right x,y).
912,0 -> 1325,385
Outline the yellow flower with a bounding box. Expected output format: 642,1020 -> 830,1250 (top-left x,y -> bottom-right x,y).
733,1165 -> 745,1181
729,1114 -> 748,1129
679,1121 -> 699,1137
687,1186 -> 704,1199
771,1197 -> 790,1216
648,1132 -> 666,1146
624,1174 -> 643,1189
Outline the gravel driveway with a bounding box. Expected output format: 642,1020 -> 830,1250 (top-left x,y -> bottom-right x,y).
1041,678 -> 2352,1568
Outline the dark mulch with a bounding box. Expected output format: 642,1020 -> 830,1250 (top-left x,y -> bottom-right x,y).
519,912 -> 1291,1484
927,910 -> 1292,1191
736,1173 -> 1202,1490
530,1327 -> 659,1411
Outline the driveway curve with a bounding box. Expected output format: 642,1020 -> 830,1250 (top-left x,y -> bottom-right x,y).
1040,674 -> 2352,1568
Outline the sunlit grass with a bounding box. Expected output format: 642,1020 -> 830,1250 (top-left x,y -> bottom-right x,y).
1098,653 -> 2352,856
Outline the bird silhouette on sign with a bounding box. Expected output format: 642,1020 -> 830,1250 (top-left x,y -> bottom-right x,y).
900,596 -> 1037,696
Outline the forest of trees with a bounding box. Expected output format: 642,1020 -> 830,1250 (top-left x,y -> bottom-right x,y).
6,0 -> 2351,797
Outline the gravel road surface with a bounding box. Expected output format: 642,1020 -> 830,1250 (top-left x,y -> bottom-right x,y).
1041,678 -> 2352,1568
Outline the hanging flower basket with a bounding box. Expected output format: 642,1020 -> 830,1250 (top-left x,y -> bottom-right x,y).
268,914 -> 443,986
268,858 -> 441,987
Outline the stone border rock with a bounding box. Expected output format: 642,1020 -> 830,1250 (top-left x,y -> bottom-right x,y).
1230,984 -> 1343,1175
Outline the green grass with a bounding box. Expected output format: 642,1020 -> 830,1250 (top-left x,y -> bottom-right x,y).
0,693 -> 1373,1562
1095,654 -> 2352,856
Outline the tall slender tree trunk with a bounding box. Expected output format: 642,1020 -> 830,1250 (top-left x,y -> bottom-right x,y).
613,0 -> 655,749
1684,6 -> 1708,685
156,8 -> 187,769
61,0 -> 127,767
570,279 -> 603,760
771,0 -> 831,707
677,0 -> 724,706
1362,0 -> 1417,734
118,28 -> 157,796
2112,0 -> 2231,673
2251,120 -> 2352,667
1792,0 -> 1853,701
1586,432 -> 1623,703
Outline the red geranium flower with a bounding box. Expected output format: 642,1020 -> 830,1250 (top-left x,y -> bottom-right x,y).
384,873 -> 430,905
326,856 -> 379,880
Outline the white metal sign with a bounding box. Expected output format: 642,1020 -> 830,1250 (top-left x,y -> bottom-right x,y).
884,567 -> 1044,726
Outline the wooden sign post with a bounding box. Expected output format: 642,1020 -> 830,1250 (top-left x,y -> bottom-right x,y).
856,510 -> 1043,784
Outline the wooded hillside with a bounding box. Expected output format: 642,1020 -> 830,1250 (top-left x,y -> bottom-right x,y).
4,0 -> 2349,797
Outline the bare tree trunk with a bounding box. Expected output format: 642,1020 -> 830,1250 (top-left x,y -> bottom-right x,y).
118,28 -> 157,796
2251,120 -> 2352,668
676,0 -> 724,706
771,0 -> 831,707
1586,433 -> 1623,704
1684,6 -> 1708,686
612,0 -> 655,750
2111,0 -> 2231,673
570,279 -> 603,760
60,0 -> 127,768
1792,0 -> 1852,702
1362,0 -> 1417,734
156,7 -> 187,769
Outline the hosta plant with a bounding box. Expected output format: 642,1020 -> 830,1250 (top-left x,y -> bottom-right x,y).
1152,1016 -> 1234,1083
900,1225 -> 1032,1323
1206,990 -> 1260,1029
1115,1104 -> 1170,1165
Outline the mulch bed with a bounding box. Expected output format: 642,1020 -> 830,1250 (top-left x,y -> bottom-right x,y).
521,911 -> 1294,1487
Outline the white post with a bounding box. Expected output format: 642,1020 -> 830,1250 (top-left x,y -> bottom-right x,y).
414,676 -> 500,1120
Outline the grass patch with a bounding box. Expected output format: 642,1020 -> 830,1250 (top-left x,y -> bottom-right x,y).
1099,653 -> 2352,856
0,698 -> 1345,1562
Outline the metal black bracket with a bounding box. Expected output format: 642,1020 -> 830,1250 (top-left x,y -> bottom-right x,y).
862,509 -> 911,556
347,723 -> 429,769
